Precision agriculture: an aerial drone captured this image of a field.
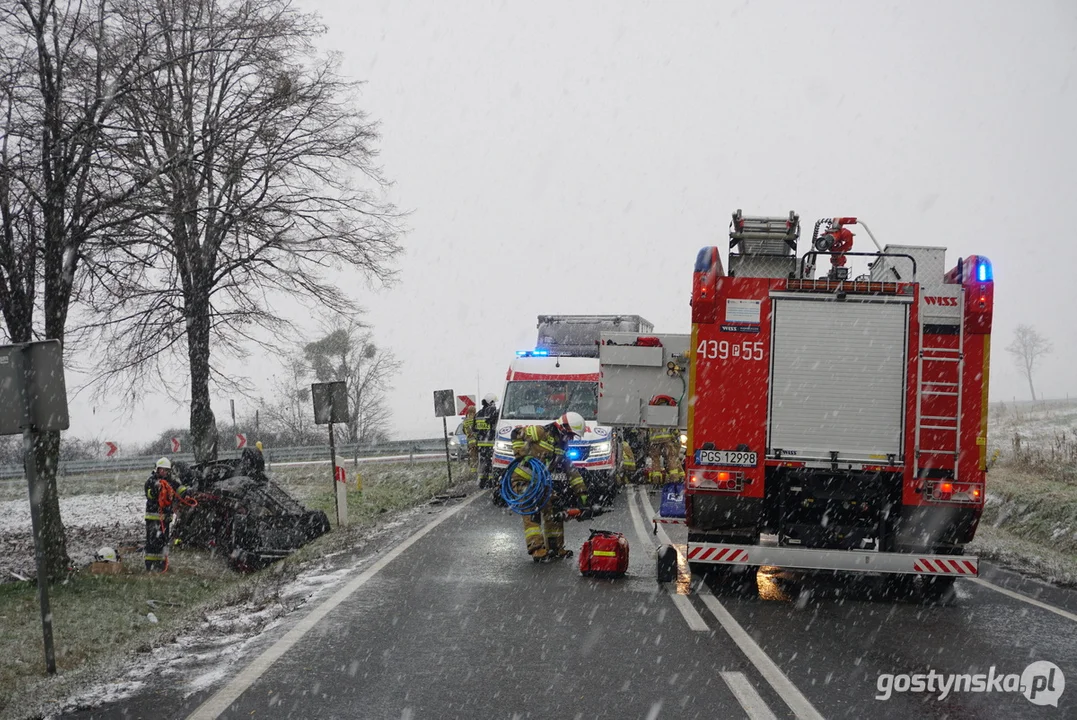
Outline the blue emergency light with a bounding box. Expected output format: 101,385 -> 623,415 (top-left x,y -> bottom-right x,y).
532,348 -> 550,357
976,258 -> 993,283
565,447 -> 583,461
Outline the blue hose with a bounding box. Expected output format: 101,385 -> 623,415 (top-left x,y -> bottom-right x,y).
499,457 -> 552,515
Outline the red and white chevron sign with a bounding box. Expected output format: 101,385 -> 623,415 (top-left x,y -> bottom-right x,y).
914,558 -> 978,575
104,441 -> 118,458
170,437 -> 181,453
235,433 -> 247,449
686,546 -> 749,563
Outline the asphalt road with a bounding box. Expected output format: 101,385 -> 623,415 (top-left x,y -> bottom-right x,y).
62,486 -> 1077,720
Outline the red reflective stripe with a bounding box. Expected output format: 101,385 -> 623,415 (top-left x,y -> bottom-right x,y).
963,560 -> 977,574
948,560 -> 965,574
913,562 -> 923,573
509,372 -> 600,381
918,559 -> 936,573
687,547 -> 699,559
729,549 -> 746,562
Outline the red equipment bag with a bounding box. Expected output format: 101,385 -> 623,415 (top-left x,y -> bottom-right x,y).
579,530 -> 629,577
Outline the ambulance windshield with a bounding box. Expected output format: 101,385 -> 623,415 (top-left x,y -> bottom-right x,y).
501,381 -> 598,421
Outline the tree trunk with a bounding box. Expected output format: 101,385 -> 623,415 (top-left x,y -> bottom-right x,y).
1025,359 -> 1037,401
187,293 -> 218,463
29,431 -> 70,579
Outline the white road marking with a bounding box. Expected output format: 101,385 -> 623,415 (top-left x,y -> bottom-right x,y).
968,577 -> 1077,623
699,593 -> 825,720
638,490 -> 825,720
721,671 -> 779,720
626,487 -> 709,632
186,492 -> 482,720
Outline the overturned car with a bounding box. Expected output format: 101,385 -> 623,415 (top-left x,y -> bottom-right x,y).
172,448 -> 331,571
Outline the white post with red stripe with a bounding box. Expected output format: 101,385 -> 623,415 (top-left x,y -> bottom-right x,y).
684,541 -> 978,576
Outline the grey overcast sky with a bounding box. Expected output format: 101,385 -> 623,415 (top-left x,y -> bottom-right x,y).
67,0 -> 1077,449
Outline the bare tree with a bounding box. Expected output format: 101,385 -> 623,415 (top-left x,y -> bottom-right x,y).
259,356 -> 315,444
1006,324 -> 1052,401
303,322 -> 400,444
86,0 -> 402,462
0,0 -> 169,578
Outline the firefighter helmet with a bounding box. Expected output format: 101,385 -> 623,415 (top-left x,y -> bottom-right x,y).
155,457 -> 172,470
557,412 -> 586,438
483,393 -> 498,405
95,546 -> 118,563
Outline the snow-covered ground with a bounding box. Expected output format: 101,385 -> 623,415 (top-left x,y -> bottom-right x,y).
0,492 -> 142,533
0,493 -> 144,579
23,511 -> 426,719
988,399 -> 1077,459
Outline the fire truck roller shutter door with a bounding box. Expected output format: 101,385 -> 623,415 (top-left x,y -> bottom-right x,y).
768,298 -> 909,462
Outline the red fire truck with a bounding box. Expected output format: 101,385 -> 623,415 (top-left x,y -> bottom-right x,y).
687,210 -> 994,593
603,211 -> 994,595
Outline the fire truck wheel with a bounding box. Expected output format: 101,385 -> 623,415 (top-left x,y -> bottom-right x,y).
921,575 -> 956,603
701,564 -> 759,597
877,573 -> 916,599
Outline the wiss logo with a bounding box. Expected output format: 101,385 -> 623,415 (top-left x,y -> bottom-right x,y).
924,296 -> 959,306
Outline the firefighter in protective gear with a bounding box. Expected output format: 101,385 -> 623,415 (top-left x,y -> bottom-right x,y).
647,427 -> 683,484
475,394 -> 499,488
513,412 -> 589,561
144,457 -> 188,571
618,439 -> 637,485
462,406 -> 478,468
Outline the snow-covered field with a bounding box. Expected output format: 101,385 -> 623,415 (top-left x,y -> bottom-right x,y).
0,493 -> 142,533
0,493 -> 144,580
988,399 -> 1077,465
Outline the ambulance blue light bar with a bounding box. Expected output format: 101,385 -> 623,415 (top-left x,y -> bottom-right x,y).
517,348 -> 550,357
976,258 -> 993,283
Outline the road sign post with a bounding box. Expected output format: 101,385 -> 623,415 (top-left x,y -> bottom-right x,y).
313,381 -> 349,527
0,340 -> 70,676
434,389 -> 455,486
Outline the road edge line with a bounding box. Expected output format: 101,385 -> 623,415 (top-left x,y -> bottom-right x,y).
186,491 -> 482,720
637,489 -> 825,720
626,487 -> 709,632
967,577 -> 1077,623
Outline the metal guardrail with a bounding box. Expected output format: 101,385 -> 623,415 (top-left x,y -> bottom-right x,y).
0,438 -> 446,480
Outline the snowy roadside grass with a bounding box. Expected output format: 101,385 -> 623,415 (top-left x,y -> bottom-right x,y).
0,461 -> 459,719
272,460 -> 464,528
973,466 -> 1077,586
968,525 -> 1077,588
0,551 -> 239,718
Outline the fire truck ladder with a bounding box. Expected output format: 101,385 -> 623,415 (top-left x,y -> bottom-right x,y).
729,210 -> 800,255
914,294 -> 965,481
